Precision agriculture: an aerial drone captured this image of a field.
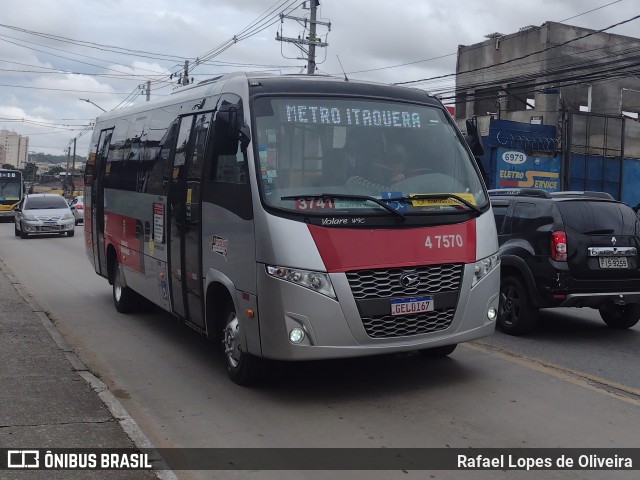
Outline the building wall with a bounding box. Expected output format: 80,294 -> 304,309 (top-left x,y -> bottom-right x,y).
0,130 -> 29,167
456,21 -> 640,127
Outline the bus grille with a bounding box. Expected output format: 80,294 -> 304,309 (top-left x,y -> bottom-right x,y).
361,308 -> 455,338
346,264 -> 463,338
346,264 -> 463,299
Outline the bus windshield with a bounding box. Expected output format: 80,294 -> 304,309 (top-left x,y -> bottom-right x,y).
0,171 -> 22,201
253,96 -> 487,215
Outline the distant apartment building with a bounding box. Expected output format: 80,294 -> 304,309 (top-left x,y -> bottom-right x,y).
0,130 -> 29,168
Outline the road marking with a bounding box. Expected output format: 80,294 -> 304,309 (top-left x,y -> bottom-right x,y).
465,340 -> 640,407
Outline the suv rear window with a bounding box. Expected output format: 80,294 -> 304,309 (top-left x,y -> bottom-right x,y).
556,200 -> 638,234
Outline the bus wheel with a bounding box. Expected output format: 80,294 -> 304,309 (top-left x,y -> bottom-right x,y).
418,344 -> 457,358
112,261 -> 136,313
222,303 -> 261,385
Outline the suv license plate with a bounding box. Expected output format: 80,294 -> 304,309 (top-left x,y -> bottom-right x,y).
390,296 -> 434,316
598,257 -> 628,269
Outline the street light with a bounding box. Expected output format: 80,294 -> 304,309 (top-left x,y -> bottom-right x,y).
79,98 -> 106,112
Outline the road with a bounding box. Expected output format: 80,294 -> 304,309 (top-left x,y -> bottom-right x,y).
0,221 -> 639,480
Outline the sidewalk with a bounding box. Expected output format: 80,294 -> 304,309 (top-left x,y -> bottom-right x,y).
0,260 -> 173,479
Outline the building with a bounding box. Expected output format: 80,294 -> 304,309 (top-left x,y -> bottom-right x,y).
0,130 -> 29,168
455,22 -> 640,205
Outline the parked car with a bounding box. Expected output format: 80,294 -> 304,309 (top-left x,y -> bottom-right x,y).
490,188 -> 640,335
69,195 -> 84,225
13,193 -> 76,239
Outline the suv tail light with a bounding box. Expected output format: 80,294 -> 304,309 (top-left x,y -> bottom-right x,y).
76,204 -> 83,210
551,231 -> 567,261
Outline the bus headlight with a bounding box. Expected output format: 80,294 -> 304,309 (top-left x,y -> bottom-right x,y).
472,253 -> 499,288
266,265 -> 336,299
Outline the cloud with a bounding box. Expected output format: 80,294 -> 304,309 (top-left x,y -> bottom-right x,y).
0,0 -> 636,155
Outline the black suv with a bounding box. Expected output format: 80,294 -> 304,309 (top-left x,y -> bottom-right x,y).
490,189 -> 640,335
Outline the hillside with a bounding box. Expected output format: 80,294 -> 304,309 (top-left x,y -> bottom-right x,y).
30,152 -> 87,165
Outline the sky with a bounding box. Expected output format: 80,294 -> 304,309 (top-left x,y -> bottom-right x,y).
0,0 -> 637,160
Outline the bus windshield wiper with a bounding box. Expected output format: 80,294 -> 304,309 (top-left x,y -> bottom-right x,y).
281,193 -> 406,219
385,193 -> 482,215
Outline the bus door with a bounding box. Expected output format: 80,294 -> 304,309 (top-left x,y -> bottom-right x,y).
168,112 -> 213,328
91,129 -> 113,276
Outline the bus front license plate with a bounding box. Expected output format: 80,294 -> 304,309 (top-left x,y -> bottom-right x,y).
390,296 -> 434,316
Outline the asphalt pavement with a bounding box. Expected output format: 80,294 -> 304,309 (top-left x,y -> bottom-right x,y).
0,257 -> 175,479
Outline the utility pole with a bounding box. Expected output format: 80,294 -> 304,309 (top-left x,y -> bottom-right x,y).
182,60 -> 190,85
71,138 -> 76,196
146,80 -> 151,101
307,0 -> 319,75
65,145 -> 71,199
276,0 -> 330,75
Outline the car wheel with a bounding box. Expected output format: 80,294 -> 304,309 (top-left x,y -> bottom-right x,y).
418,344 -> 457,358
20,222 -> 28,239
14,222 -> 19,237
67,229 -> 75,237
222,302 -> 262,385
112,261 -> 136,313
498,275 -> 538,335
599,304 -> 640,329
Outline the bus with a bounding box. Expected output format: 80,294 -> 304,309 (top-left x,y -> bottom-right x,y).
0,168 -> 24,220
84,72 -> 500,384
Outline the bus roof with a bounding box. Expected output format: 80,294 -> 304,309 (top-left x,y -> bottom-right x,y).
93,72 -> 442,122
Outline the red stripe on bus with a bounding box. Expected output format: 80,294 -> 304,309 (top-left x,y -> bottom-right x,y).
104,212 -> 143,273
308,220 -> 476,272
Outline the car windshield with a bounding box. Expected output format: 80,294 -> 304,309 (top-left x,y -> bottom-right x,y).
25,196 -> 69,210
253,96 -> 487,215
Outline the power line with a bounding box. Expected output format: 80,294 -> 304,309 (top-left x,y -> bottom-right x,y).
395,13 -> 640,86
339,0 -> 627,78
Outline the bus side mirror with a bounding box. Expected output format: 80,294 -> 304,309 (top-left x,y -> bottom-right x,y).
465,119 -> 484,157
214,106 -> 251,155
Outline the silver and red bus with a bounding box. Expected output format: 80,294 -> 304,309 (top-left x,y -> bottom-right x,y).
84,72 -> 500,384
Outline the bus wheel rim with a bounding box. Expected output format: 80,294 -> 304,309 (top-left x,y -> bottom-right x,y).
223,315 -> 240,369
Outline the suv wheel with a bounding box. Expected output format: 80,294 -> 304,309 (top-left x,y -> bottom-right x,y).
498,275 -> 538,335
598,304 -> 640,329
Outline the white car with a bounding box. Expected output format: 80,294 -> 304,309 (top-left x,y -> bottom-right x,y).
69,195 -> 84,225
14,193 -> 76,238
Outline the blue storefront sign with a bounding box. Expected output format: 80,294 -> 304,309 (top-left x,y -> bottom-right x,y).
495,147 -> 561,192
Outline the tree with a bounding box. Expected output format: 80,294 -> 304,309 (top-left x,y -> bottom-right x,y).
46,165 -> 65,176
2,163 -> 14,169
22,162 -> 38,182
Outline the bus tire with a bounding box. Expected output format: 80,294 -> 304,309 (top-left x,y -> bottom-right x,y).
112,261 -> 136,313
418,344 -> 457,358
222,302 -> 261,386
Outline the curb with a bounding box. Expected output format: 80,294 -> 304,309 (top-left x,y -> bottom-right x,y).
0,258 -> 178,480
